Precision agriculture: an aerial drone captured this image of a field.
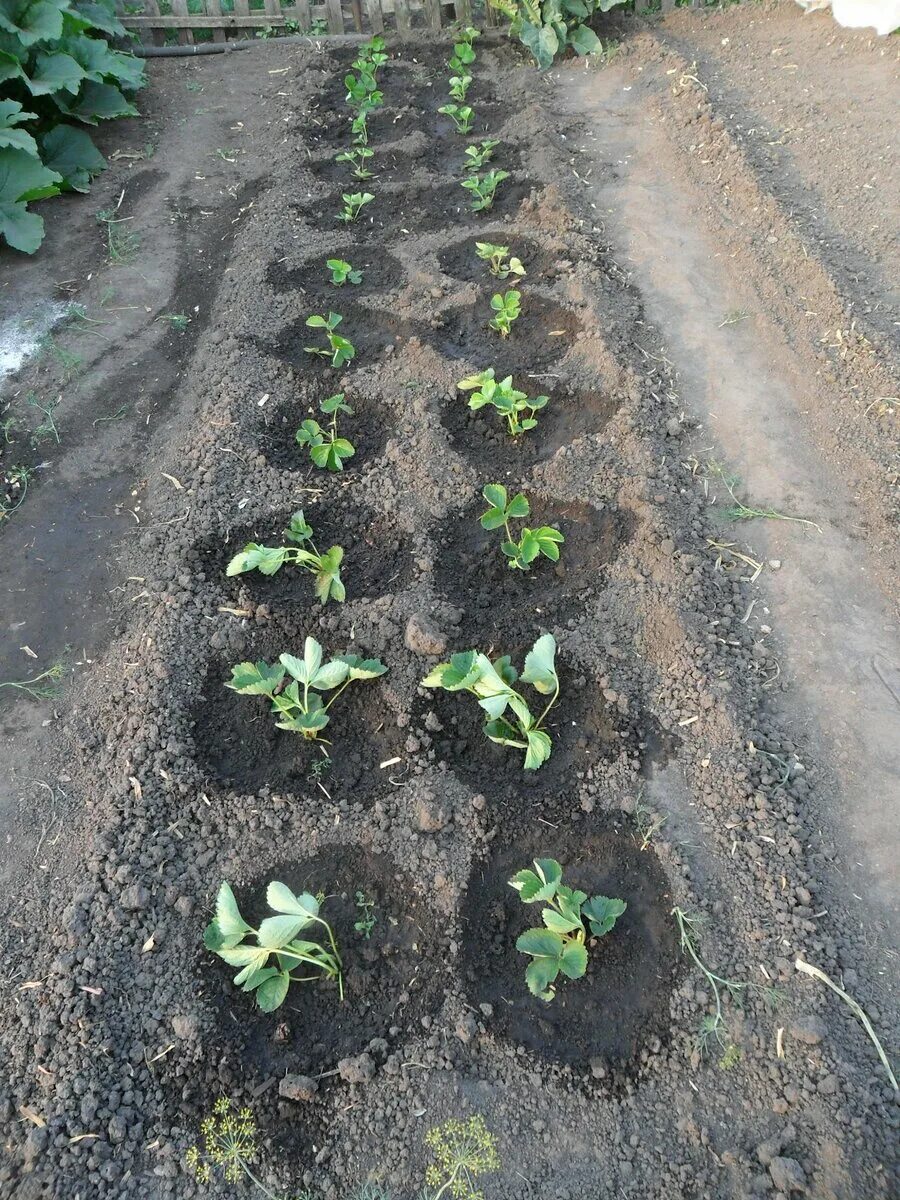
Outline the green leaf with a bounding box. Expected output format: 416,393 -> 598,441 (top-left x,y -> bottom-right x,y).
257,914 -> 308,949
0,144 -> 60,203
286,706 -> 330,735
226,659 -> 285,696
568,23 -> 601,56
439,649 -> 481,691
519,19 -> 559,71
266,881 -> 320,918
256,970 -> 291,1012
238,965 -> 279,993
0,99 -> 37,155
506,492 -> 530,519
558,940 -> 589,979
39,124 -> 104,192
338,654 -> 388,680
516,927 -> 564,959
320,391 -> 350,415
296,418 -> 324,447
52,80 -> 137,125
521,633 -> 558,695
285,511 -> 313,544
492,655 -> 518,687
0,0 -> 69,46
61,33 -> 144,90
311,658 -> 350,691
525,957 -> 559,1000
483,715 -> 520,743
542,908 -> 583,934
26,50 -> 84,95
69,0 -> 127,38
583,895 -> 627,937
482,482 -> 507,510
213,881 -> 252,942
524,728 -> 552,770
226,543 -> 287,577
509,858 -> 561,903
0,49 -> 26,87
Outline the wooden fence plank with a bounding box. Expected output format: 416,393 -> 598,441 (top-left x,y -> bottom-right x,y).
453,0 -> 471,25
324,0 -> 344,31
170,0 -> 193,44
423,0 -> 440,30
367,0 -> 384,33
205,0 -> 227,42
394,0 -> 412,35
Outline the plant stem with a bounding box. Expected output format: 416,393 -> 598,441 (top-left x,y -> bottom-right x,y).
535,678 -> 561,731
430,1165 -> 463,1200
239,1157 -> 286,1200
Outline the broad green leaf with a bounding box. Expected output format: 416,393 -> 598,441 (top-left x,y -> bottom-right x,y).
226,543 -> 287,577
25,50 -> 84,95
559,940 -> 589,979
304,637 -> 323,678
226,659 -> 285,696
509,858 -> 560,903
266,881 -> 320,918
516,927 -> 564,959
421,662 -> 451,687
239,965 -> 280,993
311,659 -> 350,691
257,914 -> 308,949
338,654 -> 388,680
68,0 -> 127,38
0,144 -> 60,203
0,0 -> 69,46
285,510 -> 313,544
492,655 -> 518,686
0,99 -> 36,155
61,33 -> 144,90
525,957 -> 559,1000
306,314 -> 328,328
517,530 -> 541,566
256,970 -> 291,1012
506,492 -> 530,519
521,633 -> 558,695
568,23 -> 601,56
524,728 -> 552,770
480,506 -> 506,531
39,124 -> 104,192
296,418 -> 324,447
506,691 -> 535,734
213,881 -> 251,942
583,895 -> 627,938
441,649 -> 482,690
0,49 -> 25,87
52,80 -> 137,125
483,715 -> 521,745
542,908 -> 582,934
291,707 -> 330,734
519,19 -> 559,71
218,945 -> 268,978
482,482 -> 507,510
315,566 -> 344,604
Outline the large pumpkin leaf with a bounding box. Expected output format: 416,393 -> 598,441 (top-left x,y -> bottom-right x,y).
61,34 -> 144,90
67,0 -> 125,38
0,0 -> 71,46
0,99 -> 38,155
0,144 -> 60,202
0,47 -> 25,84
25,48 -> 84,94
40,123 -> 104,191
52,78 -> 137,124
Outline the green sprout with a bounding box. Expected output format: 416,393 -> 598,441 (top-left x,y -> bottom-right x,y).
351,111 -> 369,146
461,169 -> 509,212
354,890 -> 376,939
457,368 -> 548,437
344,68 -> 382,112
304,312 -> 356,368
157,312 -> 190,332
424,1114 -> 499,1200
480,484 -> 564,571
463,140 -> 499,173
226,511 -> 345,604
204,880 -> 344,1009
226,636 -> 387,744
449,72 -> 472,102
0,662 -> 64,700
475,241 -> 525,279
185,1097 -> 288,1199
337,191 -> 374,223
438,104 -> 473,135
296,392 -> 356,473
488,289 -> 521,338
509,859 -> 626,1001
335,146 -> 374,178
422,633 -> 559,770
326,258 -> 362,286
0,464 -> 33,520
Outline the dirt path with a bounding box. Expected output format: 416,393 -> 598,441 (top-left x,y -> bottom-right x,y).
0,15 -> 898,1200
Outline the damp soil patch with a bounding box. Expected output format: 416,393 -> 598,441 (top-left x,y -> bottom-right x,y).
267,245 -> 405,298
203,847 -> 449,1080
438,228 -> 559,285
428,293 -> 582,376
441,385 -> 621,476
461,829 -> 679,1071
433,496 -> 635,643
271,301 -> 419,374
191,641 -> 403,798
407,175 -> 544,233
253,390 -> 388,474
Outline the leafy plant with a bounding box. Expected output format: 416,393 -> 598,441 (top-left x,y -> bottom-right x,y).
448,72 -> 472,102
354,890 -> 376,939
463,139 -> 498,172
424,1114 -> 499,1200
488,288 -> 521,337
226,636 -> 387,744
354,34 -> 387,75
489,0 -> 626,71
480,483 -> 563,571
296,392 -> 355,473
0,0 -> 146,253
0,662 -> 63,700
335,145 -> 374,179
304,311 -> 356,368
337,190 -> 373,223
351,110 -> 369,146
344,68 -> 382,113
457,368 -> 548,437
186,1097 -> 291,1199
461,168 -> 508,212
509,858 -> 626,1001
438,103 -> 473,135
422,633 -> 559,770
226,511 -> 345,605
475,240 -> 525,279
326,258 -> 362,286
204,879 -> 344,1010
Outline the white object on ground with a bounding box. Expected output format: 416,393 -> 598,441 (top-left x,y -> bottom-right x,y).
0,301 -> 69,384
795,0 -> 900,34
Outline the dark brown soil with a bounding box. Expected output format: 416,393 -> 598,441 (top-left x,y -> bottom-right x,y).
429,292 -> 583,376
252,389 -> 389,474
438,229 -> 560,285
462,829 -> 680,1067
267,245 -> 406,297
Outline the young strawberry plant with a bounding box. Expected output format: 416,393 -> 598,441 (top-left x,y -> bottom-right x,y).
476,241 -> 525,279
337,191 -> 374,223
457,368 -> 548,437
509,859 -> 626,1001
448,72 -> 472,103
335,147 -> 374,179
438,104 -> 474,135
488,289 -> 521,337
480,484 -> 564,570
344,68 -> 382,113
226,636 -> 387,743
296,393 -> 356,472
326,258 -> 362,286
304,312 -> 356,368
463,140 -> 499,173
203,879 -> 344,1010
226,511 -> 345,604
422,633 -> 559,770
461,169 -> 509,212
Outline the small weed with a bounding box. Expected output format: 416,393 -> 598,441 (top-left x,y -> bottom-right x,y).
0,464 -> 33,519
335,146 -> 374,179
479,484 -> 563,571
632,799 -> 667,850
186,81 -> 203,92
337,191 -> 374,223
96,208 -> 140,264
457,368 -> 548,437
92,404 -> 129,427
326,258 -> 362,286
475,241 -> 525,279
296,392 -> 356,472
718,310 -> 750,328
226,511 -> 345,604
708,461 -> 822,532
424,1114 -> 499,1200
0,662 -> 64,700
354,890 -> 376,939
42,339 -> 82,381
215,147 -> 238,162
304,312 -> 356,368
461,169 -> 509,212
157,312 -> 190,332
488,289 -> 521,338
438,103 -> 473,135
0,415 -> 17,443
27,395 -> 60,447
464,140 -> 499,172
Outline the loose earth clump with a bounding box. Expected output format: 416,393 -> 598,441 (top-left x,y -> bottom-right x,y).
462,830 -> 680,1070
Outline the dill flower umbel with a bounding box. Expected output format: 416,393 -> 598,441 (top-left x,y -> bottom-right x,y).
424,1114 -> 500,1200
185,1097 -> 284,1198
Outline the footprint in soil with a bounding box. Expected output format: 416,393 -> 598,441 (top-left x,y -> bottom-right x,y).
462,831 -> 681,1070
201,847 -> 449,1080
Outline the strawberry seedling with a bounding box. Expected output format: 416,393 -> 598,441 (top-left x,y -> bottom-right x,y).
457,368 -> 548,437
344,70 -> 382,113
476,241 -> 525,279
480,484 -> 564,570
326,259 -> 362,286
422,633 -> 560,770
464,140 -> 499,172
449,72 -> 472,102
509,859 -> 626,1001
204,879 -> 344,1010
335,147 -> 374,179
226,511 -> 345,604
226,635 -> 387,743
489,289 -> 521,337
461,169 -> 509,212
438,104 -> 474,135
351,111 -> 369,146
304,312 -> 356,368
296,393 -> 356,472
337,192 -> 374,223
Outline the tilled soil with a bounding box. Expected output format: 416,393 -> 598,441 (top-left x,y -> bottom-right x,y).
0,23 -> 897,1200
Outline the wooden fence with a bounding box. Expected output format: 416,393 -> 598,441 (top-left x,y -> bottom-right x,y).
117,0 -> 711,47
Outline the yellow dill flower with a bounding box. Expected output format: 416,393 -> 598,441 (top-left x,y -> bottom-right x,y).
423,1115 -> 500,1200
